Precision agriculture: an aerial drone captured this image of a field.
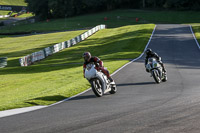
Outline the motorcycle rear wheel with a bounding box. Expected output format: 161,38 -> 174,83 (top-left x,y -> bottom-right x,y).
91,78 -> 103,97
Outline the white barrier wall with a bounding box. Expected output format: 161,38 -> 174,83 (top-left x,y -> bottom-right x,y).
19,24 -> 106,66
0,15 -> 10,18
44,47 -> 52,57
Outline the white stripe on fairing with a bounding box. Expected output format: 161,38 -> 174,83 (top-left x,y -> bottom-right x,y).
0,25 -> 157,118
190,25 -> 200,50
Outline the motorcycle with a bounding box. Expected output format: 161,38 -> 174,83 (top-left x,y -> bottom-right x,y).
85,63 -> 117,97
146,57 -> 167,84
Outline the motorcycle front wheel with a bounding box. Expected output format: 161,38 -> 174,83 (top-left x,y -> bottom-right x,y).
152,70 -> 161,84
90,78 -> 103,97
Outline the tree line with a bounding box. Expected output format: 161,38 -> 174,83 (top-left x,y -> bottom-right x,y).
25,0 -> 200,20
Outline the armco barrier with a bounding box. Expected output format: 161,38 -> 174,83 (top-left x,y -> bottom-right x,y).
19,55 -> 32,66
0,57 -> 7,68
31,50 -> 45,62
19,24 -> 106,66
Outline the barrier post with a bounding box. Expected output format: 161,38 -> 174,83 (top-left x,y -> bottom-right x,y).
0,57 -> 7,68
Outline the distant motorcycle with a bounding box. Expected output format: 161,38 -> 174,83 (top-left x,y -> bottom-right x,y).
85,63 -> 117,97
146,57 -> 167,83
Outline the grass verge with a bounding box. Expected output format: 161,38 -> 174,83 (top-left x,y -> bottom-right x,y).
0,11 -> 10,15
192,24 -> 200,45
0,24 -> 155,111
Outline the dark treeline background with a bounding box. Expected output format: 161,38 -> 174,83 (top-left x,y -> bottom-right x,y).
25,0 -> 200,20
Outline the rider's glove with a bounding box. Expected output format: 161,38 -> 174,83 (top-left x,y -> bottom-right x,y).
98,67 -> 104,71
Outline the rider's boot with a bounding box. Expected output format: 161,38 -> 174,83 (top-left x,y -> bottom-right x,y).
163,68 -> 167,78
163,67 -> 167,73
161,63 -> 167,74
108,76 -> 114,82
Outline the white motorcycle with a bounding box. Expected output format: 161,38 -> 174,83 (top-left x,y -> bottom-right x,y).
146,58 -> 167,84
85,63 -> 117,97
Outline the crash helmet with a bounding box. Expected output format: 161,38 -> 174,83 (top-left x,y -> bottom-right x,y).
145,48 -> 152,55
83,52 -> 91,62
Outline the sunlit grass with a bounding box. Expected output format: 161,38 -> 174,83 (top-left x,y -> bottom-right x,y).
0,11 -> 10,15
0,30 -> 87,66
0,0 -> 27,6
0,24 -> 155,110
17,13 -> 34,18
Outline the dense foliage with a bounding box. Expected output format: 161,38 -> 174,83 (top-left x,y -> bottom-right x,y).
25,0 -> 200,20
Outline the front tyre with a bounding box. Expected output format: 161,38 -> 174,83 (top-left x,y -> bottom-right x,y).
90,78 -> 103,97
152,70 -> 161,84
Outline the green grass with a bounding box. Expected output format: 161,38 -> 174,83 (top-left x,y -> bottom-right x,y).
0,0 -> 27,6
1,9 -> 200,34
0,11 -> 10,15
0,24 -> 155,110
0,30 -> 87,67
17,12 -> 34,18
192,24 -> 200,44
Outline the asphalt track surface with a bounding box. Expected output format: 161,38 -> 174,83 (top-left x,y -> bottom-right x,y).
1,24 -> 200,133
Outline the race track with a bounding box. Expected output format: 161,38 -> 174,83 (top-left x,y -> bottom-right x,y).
1,24 -> 200,133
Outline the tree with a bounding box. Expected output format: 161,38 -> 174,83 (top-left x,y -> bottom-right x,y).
25,0 -> 50,20
143,0 -> 145,8
25,0 -> 200,20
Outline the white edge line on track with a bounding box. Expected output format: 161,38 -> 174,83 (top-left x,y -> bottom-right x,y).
111,25 -> 157,76
0,25 -> 157,118
190,25 -> 200,50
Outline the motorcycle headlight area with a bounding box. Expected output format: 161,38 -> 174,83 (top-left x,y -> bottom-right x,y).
146,64 -> 151,69
86,67 -> 92,71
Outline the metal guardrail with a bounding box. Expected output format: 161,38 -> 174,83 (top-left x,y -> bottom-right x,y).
19,25 -> 106,66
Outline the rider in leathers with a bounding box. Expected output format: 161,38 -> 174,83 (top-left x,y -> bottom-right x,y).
145,48 -> 167,73
83,52 -> 114,82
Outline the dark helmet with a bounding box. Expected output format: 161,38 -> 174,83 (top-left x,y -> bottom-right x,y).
145,48 -> 152,55
83,52 -> 91,61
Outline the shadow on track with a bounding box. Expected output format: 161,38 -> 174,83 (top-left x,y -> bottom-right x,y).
70,95 -> 97,101
25,94 -> 97,105
117,82 -> 155,87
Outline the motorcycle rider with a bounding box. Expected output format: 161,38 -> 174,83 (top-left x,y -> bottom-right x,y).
145,48 -> 167,74
83,52 -> 114,82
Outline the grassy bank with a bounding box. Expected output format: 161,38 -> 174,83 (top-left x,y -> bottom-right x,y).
0,30 -> 87,67
0,24 -> 155,110
0,0 -> 27,6
0,11 -> 10,15
1,9 -> 200,34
